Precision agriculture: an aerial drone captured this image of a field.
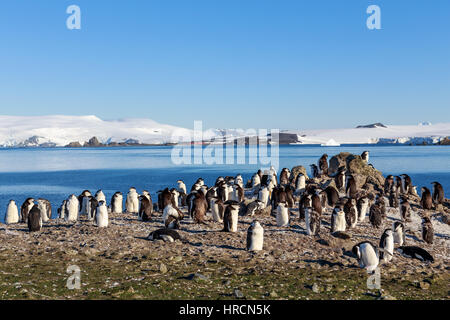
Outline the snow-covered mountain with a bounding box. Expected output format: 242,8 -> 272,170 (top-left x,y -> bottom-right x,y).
0,115 -> 192,147
0,115 -> 448,147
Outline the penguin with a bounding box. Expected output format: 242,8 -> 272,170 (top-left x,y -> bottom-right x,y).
232,184 -> 244,203
400,174 -> 412,195
299,194 -> 312,221
397,246 -> 434,262
324,186 -> 339,208
384,175 -> 394,194
87,196 -> 98,221
126,187 -> 139,214
37,198 -> 51,222
422,217 -> 434,244
318,154 -> 328,176
57,200 -> 67,220
95,201 -> 109,228
279,168 -> 290,185
163,204 -> 183,229
335,169 -> 346,192
210,197 -> 225,222
110,192 -> 123,214
158,188 -> 174,212
420,187 -> 433,210
311,193 -> 323,215
235,174 -> 244,189
192,191 -> 208,224
258,185 -> 270,208
294,173 -> 306,195
223,201 -> 240,232
138,195 -> 153,221
177,180 -> 187,195
20,198 -> 35,223
246,221 -> 264,251
369,196 -> 385,229
346,175 -> 357,199
344,198 -> 358,229
28,205 -> 42,232
395,176 -> 404,194
5,200 -> 19,225
205,187 -> 217,210
147,228 -> 182,243
142,190 -> 151,201
276,202 -> 289,227
331,205 -> 346,233
195,178 -> 205,186
95,190 -> 106,203
305,207 -> 320,236
357,196 -> 369,222
252,173 -> 261,190
393,221 -> 406,246
352,242 -> 379,273
285,186 -> 295,208
431,182 -> 444,205
389,189 -> 399,208
65,194 -> 79,222
399,196 -> 411,222
245,200 -> 265,217
78,190 -> 92,215
379,229 -> 394,262
310,164 -> 319,179
361,151 -> 369,163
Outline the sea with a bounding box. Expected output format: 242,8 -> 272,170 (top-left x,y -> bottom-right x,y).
0,145 -> 449,222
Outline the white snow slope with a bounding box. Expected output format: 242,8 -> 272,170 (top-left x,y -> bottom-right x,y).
0,115 -> 448,147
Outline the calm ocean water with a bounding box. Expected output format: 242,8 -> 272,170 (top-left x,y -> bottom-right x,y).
0,145 -> 449,222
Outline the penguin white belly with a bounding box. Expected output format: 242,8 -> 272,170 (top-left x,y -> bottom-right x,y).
276,206 -> 289,227
5,203 -> 19,224
258,190 -> 269,208
335,213 -> 346,232
351,206 -> 358,228
248,228 -> 264,251
394,230 -> 404,246
210,201 -> 222,223
360,243 -> 379,272
383,237 -> 394,262
96,192 -> 106,203
38,203 -> 48,223
359,203 -> 368,222
66,198 -> 79,222
96,209 -> 108,228
230,210 -> 238,232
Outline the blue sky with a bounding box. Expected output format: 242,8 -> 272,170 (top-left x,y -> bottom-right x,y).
0,0 -> 449,130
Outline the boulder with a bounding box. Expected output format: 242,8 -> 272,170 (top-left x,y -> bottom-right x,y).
290,165 -> 309,182
328,152 -> 384,190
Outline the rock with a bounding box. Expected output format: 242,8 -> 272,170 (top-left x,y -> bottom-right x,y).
174,256 -> 183,262
328,152 -> 385,188
419,281 -> 430,290
312,283 -> 320,293
185,273 -> 208,281
83,137 -> 104,147
233,289 -> 244,298
65,141 -> 82,148
290,166 -> 309,182
159,263 -> 167,274
269,291 -> 278,298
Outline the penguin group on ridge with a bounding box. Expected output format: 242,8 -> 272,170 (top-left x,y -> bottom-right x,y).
2,150 -> 446,273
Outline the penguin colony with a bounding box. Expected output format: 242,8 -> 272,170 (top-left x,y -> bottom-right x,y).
2,151 -> 446,275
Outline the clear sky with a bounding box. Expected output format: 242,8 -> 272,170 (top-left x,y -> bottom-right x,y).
0,0 -> 449,130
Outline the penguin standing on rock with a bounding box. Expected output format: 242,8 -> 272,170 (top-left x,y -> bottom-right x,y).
95,201 -> 109,228
357,196 -> 369,222
431,182 -> 444,205
361,151 -> 369,163
21,198 -> 35,223
384,175 -> 394,194
369,196 -> 385,229
352,242 -> 379,273
28,205 -> 42,232
393,222 -> 406,246
399,196 -> 411,222
110,192 -> 123,214
344,198 -> 357,229
318,154 -> 328,177
310,164 -> 319,179
223,201 -> 240,232
422,217 -> 434,244
276,202 -> 289,227
379,229 -> 394,262
246,221 -> 264,251
138,195 -> 153,221
5,200 -> 19,225
305,207 -> 321,236
346,175 -> 357,199
331,204 -> 346,233
78,190 -> 92,215
335,169 -> 346,192
420,187 -> 433,210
